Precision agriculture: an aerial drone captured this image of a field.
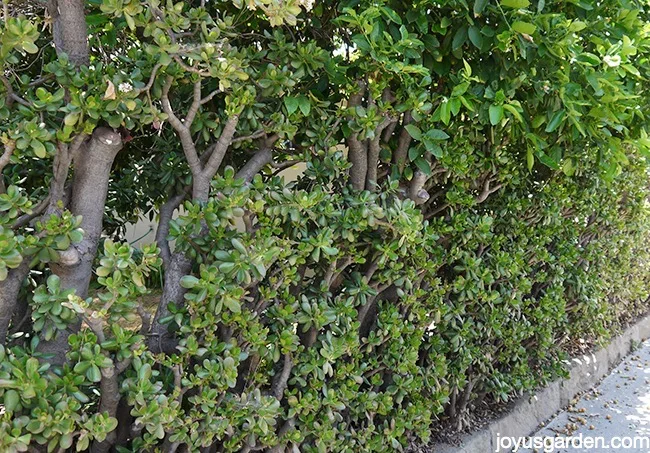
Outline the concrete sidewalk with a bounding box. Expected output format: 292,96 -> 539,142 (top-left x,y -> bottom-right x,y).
513,340 -> 650,453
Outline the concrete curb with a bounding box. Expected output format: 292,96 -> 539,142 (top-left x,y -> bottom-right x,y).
432,313 -> 650,453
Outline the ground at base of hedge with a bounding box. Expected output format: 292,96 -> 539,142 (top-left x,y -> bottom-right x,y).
517,339 -> 650,452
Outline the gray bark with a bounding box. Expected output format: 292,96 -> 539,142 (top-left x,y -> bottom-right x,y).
408,170 -> 430,205
347,82 -> 367,191
393,112 -> 412,174
348,134 -> 367,191
149,252 -> 193,353
149,110 -> 239,349
0,259 -> 31,344
235,148 -> 272,183
39,128 -> 123,364
365,117 -> 395,191
91,358 -> 131,453
234,134 -> 279,183
156,192 -> 187,269
48,0 -> 89,66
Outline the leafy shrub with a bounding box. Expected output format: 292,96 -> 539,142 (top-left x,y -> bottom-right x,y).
1,0 -> 650,452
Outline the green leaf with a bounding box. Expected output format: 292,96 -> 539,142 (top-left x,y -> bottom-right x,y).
322,246 -> 338,256
545,110 -> 565,133
527,148 -> 534,172
577,53 -> 601,66
440,101 -> 451,125
468,26 -> 483,49
219,262 -> 236,273
424,141 -> 443,158
537,151 -> 560,170
224,297 -> 241,313
60,433 -> 74,449
284,97 -> 299,115
86,14 -> 108,26
413,157 -> 431,175
503,104 -> 523,123
87,364 -> 102,383
180,276 -> 199,289
408,146 -> 421,161
31,140 -> 47,158
124,13 -> 136,31
22,42 -> 39,54
73,391 -> 90,403
489,104 -> 504,126
500,0 -> 530,7
96,266 -> 111,277
474,0 -> 489,15
381,6 -> 402,24
106,417 -> 118,432
231,238 -> 247,254
64,112 -> 80,126
297,96 -> 311,116
404,124 -> 423,141
562,158 -> 575,176
426,129 -> 450,140
511,21 -> 537,35
452,82 -> 470,97
253,262 -> 266,278
452,26 -> 468,51
4,389 -> 19,412
568,21 -> 587,32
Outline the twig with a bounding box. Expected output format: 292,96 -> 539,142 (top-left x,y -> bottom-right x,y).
137,302 -> 152,335
270,159 -> 301,170
0,141 -> 16,175
201,115 -> 240,177
200,89 -> 220,105
185,80 -> 202,126
156,192 -> 187,268
271,353 -> 293,400
12,195 -> 50,229
136,63 -> 162,94
172,55 -> 210,77
1,75 -> 31,108
232,129 -> 268,144
160,76 -> 202,176
475,176 -> 503,204
28,74 -> 55,88
324,118 -> 342,143
426,203 -> 450,219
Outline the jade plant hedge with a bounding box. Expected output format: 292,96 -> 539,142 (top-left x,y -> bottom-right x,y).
1,0 -> 650,451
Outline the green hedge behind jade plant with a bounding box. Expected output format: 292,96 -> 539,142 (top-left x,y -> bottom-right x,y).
1,0 -> 650,451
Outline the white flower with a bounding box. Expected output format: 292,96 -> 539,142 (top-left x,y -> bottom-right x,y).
603,55 -> 621,67
300,0 -> 315,11
118,82 -> 134,93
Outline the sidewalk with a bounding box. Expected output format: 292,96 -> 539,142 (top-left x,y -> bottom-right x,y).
513,340 -> 650,453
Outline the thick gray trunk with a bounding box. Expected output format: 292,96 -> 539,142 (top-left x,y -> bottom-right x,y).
91,365 -> 121,453
48,0 -> 89,66
235,148 -> 272,183
149,116 -> 241,352
348,135 -> 367,191
0,260 -> 31,344
192,176 -> 211,203
39,128 -> 123,364
149,251 -> 193,352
